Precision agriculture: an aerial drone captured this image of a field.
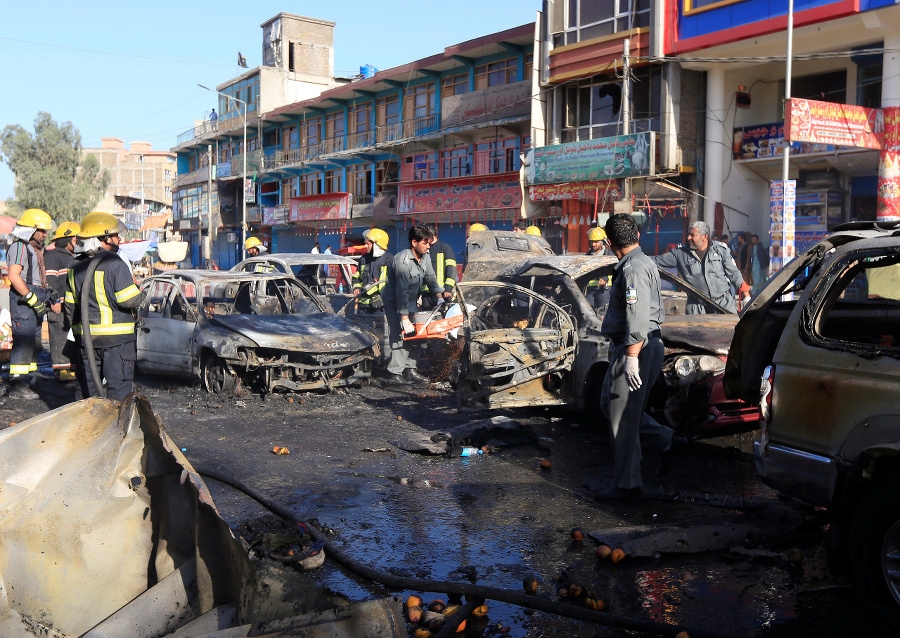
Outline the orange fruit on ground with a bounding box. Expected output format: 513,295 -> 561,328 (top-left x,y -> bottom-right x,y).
406,594 -> 423,608
523,575 -> 538,594
596,545 -> 612,559
571,528 -> 584,541
611,548 -> 626,563
453,618 -> 467,633
472,603 -> 489,617
540,458 -> 552,469
428,599 -> 446,613
594,598 -> 606,611
675,632 -> 690,638
407,605 -> 423,623
414,629 -> 432,638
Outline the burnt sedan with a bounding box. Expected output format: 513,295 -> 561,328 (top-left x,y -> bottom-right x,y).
455,255 -> 758,439
137,270 -> 378,394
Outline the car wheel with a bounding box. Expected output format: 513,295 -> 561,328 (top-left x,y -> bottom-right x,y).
202,354 -> 237,394
849,475 -> 900,627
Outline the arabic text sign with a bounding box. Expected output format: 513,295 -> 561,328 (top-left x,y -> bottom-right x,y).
769,180 -> 796,273
441,81 -> 530,128
398,174 -> 521,214
288,193 -> 350,222
786,98 -> 883,150
262,206 -> 290,226
528,180 -> 621,202
527,133 -> 654,185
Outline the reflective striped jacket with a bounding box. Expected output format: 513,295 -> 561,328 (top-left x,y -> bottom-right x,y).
65,252 -> 142,347
424,240 -> 458,294
353,251 -> 393,305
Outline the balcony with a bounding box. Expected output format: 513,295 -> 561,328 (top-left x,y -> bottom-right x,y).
177,119 -> 217,145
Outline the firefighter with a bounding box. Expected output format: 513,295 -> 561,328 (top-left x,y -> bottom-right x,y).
5,208 -> 56,399
353,228 -> 393,314
468,223 -> 488,234
244,236 -> 267,257
421,225 -> 457,306
44,221 -> 80,382
586,226 -> 613,311
66,212 -> 143,401
525,225 -> 542,236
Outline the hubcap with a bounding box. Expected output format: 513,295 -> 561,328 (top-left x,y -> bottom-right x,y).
881,519 -> 900,605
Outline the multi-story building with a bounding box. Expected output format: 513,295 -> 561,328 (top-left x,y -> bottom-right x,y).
173,13 -> 534,267
84,138 -> 176,240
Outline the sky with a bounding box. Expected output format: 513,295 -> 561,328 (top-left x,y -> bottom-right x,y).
0,0 -> 539,203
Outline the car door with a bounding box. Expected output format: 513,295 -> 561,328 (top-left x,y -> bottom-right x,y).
456,281 -> 576,410
137,278 -> 196,375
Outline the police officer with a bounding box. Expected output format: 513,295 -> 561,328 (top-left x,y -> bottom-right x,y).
586,226 -> 614,311
353,228 -> 393,314
382,225 -> 442,386
652,221 -> 751,314
66,212 -> 143,401
421,225 -> 457,307
244,236 -> 267,258
5,208 -> 56,399
44,221 -> 80,382
596,214 -> 680,500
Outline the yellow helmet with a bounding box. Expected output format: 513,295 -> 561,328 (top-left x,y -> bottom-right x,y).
19,208 -> 53,230
469,223 -> 488,233
53,221 -> 81,241
525,225 -> 542,236
363,227 -> 389,250
244,236 -> 263,251
588,227 -> 607,242
78,212 -> 125,238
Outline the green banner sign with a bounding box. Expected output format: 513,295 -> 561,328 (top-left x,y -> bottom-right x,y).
526,133 -> 655,185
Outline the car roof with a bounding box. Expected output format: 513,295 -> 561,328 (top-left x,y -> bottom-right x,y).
503,255 -> 618,280
236,253 -> 357,266
147,269 -> 293,282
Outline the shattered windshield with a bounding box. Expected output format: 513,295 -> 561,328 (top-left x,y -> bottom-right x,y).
198,278 -> 322,317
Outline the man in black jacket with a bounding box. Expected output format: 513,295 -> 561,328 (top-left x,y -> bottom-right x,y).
44,221 -> 80,382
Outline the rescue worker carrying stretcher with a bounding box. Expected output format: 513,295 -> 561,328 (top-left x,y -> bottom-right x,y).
353,228 -> 393,314
66,212 -> 144,401
5,208 -> 56,400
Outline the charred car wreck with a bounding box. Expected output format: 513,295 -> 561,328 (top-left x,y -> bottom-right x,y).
456,243 -> 757,438
137,271 -> 378,394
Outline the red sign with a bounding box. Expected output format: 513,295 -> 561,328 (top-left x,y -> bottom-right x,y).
878,107 -> 900,222
289,193 -> 350,222
398,173 -> 521,214
529,180 -> 621,202
786,98 -> 883,150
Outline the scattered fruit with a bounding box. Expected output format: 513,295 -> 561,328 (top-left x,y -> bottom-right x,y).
397,415 -> 403,421
414,629 -> 432,638
540,458 -> 552,469
567,583 -> 583,598
441,604 -> 461,617
523,575 -> 538,594
611,548 -> 626,563
405,594 -> 423,608
675,632 -> 690,638
287,397 -> 294,403
472,603 -> 489,617
453,618 -> 467,633
426,616 -> 446,632
557,586 -> 568,598
427,599 -> 446,613
571,528 -> 584,542
407,605 -> 423,624
595,544 -> 612,560
586,597 -> 606,611
272,446 -> 290,455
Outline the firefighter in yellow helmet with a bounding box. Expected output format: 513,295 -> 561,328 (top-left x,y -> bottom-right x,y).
468,223 -> 488,234
65,212 -> 143,401
586,226 -> 614,311
353,228 -> 393,315
5,208 -> 56,399
44,221 -> 81,382
525,225 -> 542,236
244,236 -> 267,257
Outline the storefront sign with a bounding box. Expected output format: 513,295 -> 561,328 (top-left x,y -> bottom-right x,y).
441,81 -> 530,129
526,133 -> 655,184
732,122 -> 833,160
398,174 -> 521,214
769,180 -> 796,273
244,177 -> 256,204
217,162 -> 232,178
288,193 -> 350,222
262,206 -> 290,226
529,180 -> 621,202
878,107 -> 900,222
786,98 -> 883,150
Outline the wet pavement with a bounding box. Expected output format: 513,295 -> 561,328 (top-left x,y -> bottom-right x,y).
1,354 -> 897,637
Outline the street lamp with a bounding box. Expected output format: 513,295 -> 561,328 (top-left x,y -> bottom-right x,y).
199,83 -> 248,262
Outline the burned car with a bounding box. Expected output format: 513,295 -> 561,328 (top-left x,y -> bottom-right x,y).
137,270 -> 377,393
232,253 -> 358,311
456,251 -> 758,438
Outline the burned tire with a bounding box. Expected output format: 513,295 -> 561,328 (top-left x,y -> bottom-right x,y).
202,353 -> 237,394
849,475 -> 900,627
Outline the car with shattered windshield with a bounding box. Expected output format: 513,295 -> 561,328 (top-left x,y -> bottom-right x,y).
137,270 -> 378,394
456,232 -> 757,438
723,222 -> 900,622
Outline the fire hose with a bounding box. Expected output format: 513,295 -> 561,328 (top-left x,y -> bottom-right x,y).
81,251 -> 117,399
197,465 -> 720,638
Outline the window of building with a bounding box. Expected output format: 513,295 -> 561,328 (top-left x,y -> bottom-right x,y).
553,0 -> 650,46
347,164 -> 372,197
188,155 -> 197,173
218,76 -> 260,120
403,83 -> 436,121
401,152 -> 439,181
173,186 -> 202,220
349,102 -> 372,147
524,53 -> 533,81
561,66 -> 660,141
325,111 -> 345,140
247,136 -> 260,152
377,94 -> 400,126
325,169 -> 342,193
301,117 -> 322,149
220,141 -> 241,163
441,147 -> 470,178
165,170 -> 172,181
442,73 -> 469,98
376,160 -> 398,191
788,70 -> 847,106
474,137 -> 518,174
262,130 -> 279,148
300,172 -> 322,196
475,59 -> 517,90
165,186 -> 172,198
283,125 -> 299,149
858,62 -> 882,109
281,177 -> 297,201
199,152 -> 210,169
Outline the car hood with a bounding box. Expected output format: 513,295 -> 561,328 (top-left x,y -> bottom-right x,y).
661,314 -> 740,356
209,313 -> 375,352
501,255 -> 619,280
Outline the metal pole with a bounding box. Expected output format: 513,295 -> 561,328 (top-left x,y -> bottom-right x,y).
206,144 -> 213,268
781,0 -> 794,182
622,39 -> 632,201
139,155 -> 145,241
242,100 -> 247,262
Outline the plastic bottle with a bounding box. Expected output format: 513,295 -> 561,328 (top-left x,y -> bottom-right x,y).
339,283 -> 344,293
460,447 -> 484,457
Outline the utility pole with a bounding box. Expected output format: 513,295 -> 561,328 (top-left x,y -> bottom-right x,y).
205,144 -> 213,268
140,154 -> 145,241
622,39 -> 632,201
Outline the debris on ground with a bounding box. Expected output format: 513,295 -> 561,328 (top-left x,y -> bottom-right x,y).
390,415 -> 535,456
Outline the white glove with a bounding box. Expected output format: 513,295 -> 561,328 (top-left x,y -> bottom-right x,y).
401,318 -> 416,336
624,356 -> 642,391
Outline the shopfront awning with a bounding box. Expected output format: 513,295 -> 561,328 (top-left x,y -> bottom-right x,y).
139,212 -> 172,232
735,148 -> 879,181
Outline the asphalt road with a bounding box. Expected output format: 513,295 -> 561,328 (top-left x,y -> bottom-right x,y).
2,367 -> 896,638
